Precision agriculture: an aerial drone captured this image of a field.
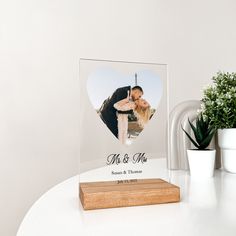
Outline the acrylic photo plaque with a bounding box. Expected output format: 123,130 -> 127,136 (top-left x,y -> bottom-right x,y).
79,59 -> 169,183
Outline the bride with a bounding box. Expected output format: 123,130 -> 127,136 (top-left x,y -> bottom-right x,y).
114,91 -> 151,144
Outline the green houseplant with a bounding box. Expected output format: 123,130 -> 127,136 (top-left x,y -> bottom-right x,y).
182,114 -> 216,178
201,72 -> 236,173
201,72 -> 236,129
182,114 -> 216,150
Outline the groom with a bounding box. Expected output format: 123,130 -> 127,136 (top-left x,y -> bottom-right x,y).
100,86 -> 144,138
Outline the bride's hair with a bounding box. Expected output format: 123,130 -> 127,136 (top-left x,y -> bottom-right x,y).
134,103 -> 151,128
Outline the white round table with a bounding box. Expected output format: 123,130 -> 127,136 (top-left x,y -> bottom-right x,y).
17,160 -> 236,236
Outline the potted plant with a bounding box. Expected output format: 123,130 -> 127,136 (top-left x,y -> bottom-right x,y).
201,72 -> 236,173
182,114 -> 216,178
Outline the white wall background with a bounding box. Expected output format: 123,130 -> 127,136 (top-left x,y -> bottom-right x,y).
0,0 -> 236,235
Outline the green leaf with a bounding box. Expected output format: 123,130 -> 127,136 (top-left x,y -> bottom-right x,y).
199,129 -> 216,149
188,119 -> 201,143
196,118 -> 203,143
181,125 -> 200,149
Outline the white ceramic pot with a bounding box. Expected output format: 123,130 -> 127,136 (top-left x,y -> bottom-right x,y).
187,149 -> 216,178
218,128 -> 236,173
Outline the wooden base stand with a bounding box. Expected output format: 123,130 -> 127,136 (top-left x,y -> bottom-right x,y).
79,178 -> 180,210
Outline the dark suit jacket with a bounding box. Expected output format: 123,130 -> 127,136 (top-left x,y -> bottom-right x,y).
100,86 -> 133,138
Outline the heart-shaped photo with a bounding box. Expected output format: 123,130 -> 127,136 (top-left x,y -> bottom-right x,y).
87,68 -> 163,145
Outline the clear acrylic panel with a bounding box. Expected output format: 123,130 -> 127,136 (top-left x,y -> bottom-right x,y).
79,58 -> 170,183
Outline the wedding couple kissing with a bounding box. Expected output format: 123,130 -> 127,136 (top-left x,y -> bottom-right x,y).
100,86 -> 151,145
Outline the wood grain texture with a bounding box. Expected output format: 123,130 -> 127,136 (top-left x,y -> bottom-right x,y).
79,179 -> 180,210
